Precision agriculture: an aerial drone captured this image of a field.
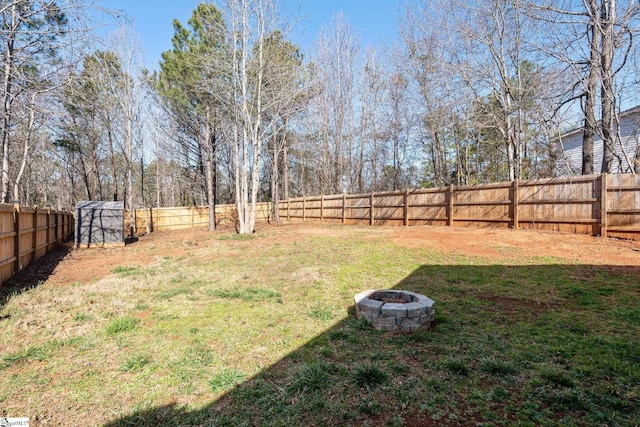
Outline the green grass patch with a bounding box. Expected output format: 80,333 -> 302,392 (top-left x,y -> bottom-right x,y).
111,265 -> 144,277
442,357 -> 471,377
154,287 -> 193,300
613,307 -> 640,324
357,398 -> 382,415
1,345 -> 51,370
308,304 -> 336,321
218,233 -> 259,241
478,358 -> 519,377
353,363 -> 389,390
539,368 -> 575,388
186,343 -> 216,366
73,313 -> 90,322
209,369 -> 246,392
206,287 -> 281,302
106,317 -> 139,335
289,362 -> 332,392
120,355 -> 150,371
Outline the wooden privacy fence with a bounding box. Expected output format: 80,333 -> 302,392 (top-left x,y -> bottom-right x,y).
126,202 -> 272,234
0,204 -> 74,284
277,174 -> 640,241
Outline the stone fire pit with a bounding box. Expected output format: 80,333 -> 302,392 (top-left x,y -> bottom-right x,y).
354,290 -> 435,333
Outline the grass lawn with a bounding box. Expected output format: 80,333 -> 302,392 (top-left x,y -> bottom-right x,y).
0,223 -> 639,426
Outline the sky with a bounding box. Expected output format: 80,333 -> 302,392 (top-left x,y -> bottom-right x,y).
96,0 -> 403,70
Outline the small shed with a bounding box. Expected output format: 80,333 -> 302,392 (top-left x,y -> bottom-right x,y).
75,201 -> 125,248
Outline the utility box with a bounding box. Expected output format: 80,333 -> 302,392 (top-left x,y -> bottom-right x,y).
75,201 -> 125,248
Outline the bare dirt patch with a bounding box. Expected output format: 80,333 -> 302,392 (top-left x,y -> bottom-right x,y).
392,225 -> 640,266
9,222 -> 639,291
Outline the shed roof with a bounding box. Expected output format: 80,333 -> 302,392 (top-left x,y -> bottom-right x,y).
75,201 -> 125,210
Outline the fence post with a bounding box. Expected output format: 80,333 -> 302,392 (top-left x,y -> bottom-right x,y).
13,204 -> 21,275
32,207 -> 38,261
46,208 -> 51,251
600,173 -> 608,238
286,199 -> 290,221
148,207 -> 154,233
65,212 -> 70,240
320,195 -> 324,221
447,184 -> 454,226
511,179 -> 519,230
342,194 -> 346,224
370,192 -> 375,226
403,189 -> 410,227
302,197 -> 306,221
54,211 -> 59,246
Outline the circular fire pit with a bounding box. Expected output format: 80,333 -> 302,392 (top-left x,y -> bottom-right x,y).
354,290 -> 435,333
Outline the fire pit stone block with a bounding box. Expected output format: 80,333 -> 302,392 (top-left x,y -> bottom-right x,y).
372,316 -> 398,331
381,303 -> 408,318
404,302 -> 427,318
354,289 -> 435,333
356,298 -> 384,322
399,317 -> 422,333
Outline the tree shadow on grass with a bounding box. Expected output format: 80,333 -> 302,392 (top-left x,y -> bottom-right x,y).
105,263 -> 640,426
0,244 -> 71,310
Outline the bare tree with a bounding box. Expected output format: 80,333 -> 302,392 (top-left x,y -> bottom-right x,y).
0,0 -> 104,204
261,32 -> 307,221
357,49 -> 387,191
401,8 -> 455,186
452,0 -> 530,181
108,26 -> 145,237
385,54 -> 413,190
225,0 -> 300,233
312,13 -> 360,193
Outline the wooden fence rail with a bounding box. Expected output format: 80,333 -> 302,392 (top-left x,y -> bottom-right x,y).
0,204 -> 74,284
119,174 -> 640,242
277,174 -> 640,241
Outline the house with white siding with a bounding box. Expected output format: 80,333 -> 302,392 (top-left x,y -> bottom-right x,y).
555,106 -> 640,176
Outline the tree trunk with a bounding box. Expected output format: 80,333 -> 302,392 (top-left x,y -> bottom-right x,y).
126,109 -> 134,238
80,154 -> 93,201
504,94 -> 516,182
1,6 -> 15,203
283,137 -> 289,200
205,106 -> 216,231
270,132 -> 280,222
600,0 -> 615,173
92,141 -> 103,200
432,130 -> 447,187
582,0 -> 600,175
206,151 -> 216,231
13,94 -> 36,202
106,111 -> 118,201
506,142 -> 515,181
156,136 -> 161,207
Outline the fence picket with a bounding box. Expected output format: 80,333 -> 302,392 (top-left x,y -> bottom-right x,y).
0,205 -> 73,285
